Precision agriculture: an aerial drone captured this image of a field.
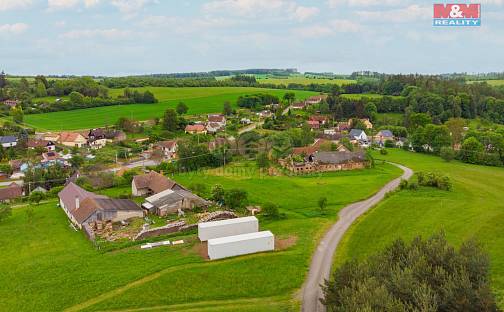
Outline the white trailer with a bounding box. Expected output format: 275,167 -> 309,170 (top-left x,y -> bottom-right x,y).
198,216 -> 258,242
207,231 -> 275,260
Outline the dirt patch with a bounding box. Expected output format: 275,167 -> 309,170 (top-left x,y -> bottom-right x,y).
190,241 -> 209,260
275,235 -> 298,251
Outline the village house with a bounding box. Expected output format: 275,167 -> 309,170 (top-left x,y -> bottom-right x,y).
282,151 -> 367,174
0,136 -> 18,148
240,118 -> 251,125
132,171 -> 184,197
336,122 -> 350,132
349,129 -> 369,143
307,120 -> 320,130
185,124 -> 207,135
323,128 -> 337,135
142,188 -> 209,216
305,94 -> 328,105
291,102 -> 306,110
88,128 -> 107,149
349,118 -> 373,129
27,139 -> 56,151
59,132 -> 87,148
58,182 -> 143,229
3,100 -> 19,108
155,140 -> 178,160
0,183 -> 24,203
208,114 -> 226,127
41,132 -> 60,142
41,151 -> 61,163
374,130 -> 395,145
206,122 -> 224,134
309,115 -> 329,125
257,110 -> 272,118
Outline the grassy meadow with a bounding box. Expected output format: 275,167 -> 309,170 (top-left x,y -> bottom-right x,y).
0,162 -> 402,312
468,80 -> 504,86
24,87 -> 317,131
334,149 -> 504,308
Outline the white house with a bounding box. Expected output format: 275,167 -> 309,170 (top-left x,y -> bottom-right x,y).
0,136 -> 18,148
349,129 -> 368,142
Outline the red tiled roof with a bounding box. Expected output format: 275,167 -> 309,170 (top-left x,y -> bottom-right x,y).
185,124 -> 206,132
208,114 -> 225,123
157,140 -> 177,149
133,171 -> 182,194
59,132 -> 85,143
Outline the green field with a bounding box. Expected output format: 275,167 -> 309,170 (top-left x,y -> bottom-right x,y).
256,76 -> 355,86
468,80 -> 504,86
24,87 -> 317,131
0,162 -> 402,312
335,149 -> 504,308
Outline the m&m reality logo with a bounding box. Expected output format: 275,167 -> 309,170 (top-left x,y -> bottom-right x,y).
433,3 -> 481,27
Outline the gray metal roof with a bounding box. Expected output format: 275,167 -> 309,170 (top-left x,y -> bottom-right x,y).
313,151 -> 366,165
0,136 -> 18,144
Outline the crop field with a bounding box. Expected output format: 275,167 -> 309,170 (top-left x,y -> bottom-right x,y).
0,162 -> 402,312
24,87 -> 317,131
334,149 -> 504,308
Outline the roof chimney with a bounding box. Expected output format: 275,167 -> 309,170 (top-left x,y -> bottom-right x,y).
75,196 -> 80,209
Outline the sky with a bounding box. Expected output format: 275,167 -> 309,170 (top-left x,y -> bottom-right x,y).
0,0 -> 503,76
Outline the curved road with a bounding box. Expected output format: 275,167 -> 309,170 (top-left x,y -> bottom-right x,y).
301,162 -> 413,312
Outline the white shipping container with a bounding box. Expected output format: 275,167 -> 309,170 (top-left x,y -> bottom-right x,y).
207,231 -> 275,260
198,216 -> 259,242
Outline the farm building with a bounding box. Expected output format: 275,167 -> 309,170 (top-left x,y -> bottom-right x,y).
132,171 -> 184,197
0,183 -> 24,203
198,216 -> 258,242
142,188 -> 209,216
207,231 -> 275,260
305,94 -> 328,105
58,182 -> 142,229
282,151 -> 368,173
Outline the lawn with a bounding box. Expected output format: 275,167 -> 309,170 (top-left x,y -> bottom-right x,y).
376,112 -> 404,125
24,87 -> 317,131
0,162 -> 402,312
334,149 -> 504,308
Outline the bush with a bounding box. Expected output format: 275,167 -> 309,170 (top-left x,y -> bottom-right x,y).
399,179 -> 409,190
262,202 -> 280,219
380,148 -> 388,155
440,146 -> 455,162
189,183 -> 207,197
384,140 -> 395,148
224,189 -> 248,210
408,182 -> 418,190
322,233 -> 498,311
416,172 -> 452,191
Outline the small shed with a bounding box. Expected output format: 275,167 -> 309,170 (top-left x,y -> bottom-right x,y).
198,216 -> 258,242
207,231 -> 275,260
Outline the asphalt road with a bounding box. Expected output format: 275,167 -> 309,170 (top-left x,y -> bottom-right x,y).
301,162 -> 413,312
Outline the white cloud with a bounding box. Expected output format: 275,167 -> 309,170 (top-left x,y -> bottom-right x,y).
48,0 -> 79,10
203,0 -> 319,22
60,28 -> 133,39
84,0 -> 99,7
139,15 -> 236,34
356,4 -> 430,23
111,0 -> 154,15
0,0 -> 32,11
0,23 -> 29,35
291,6 -> 320,22
203,0 -> 286,17
327,0 -> 405,8
296,19 -> 362,37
